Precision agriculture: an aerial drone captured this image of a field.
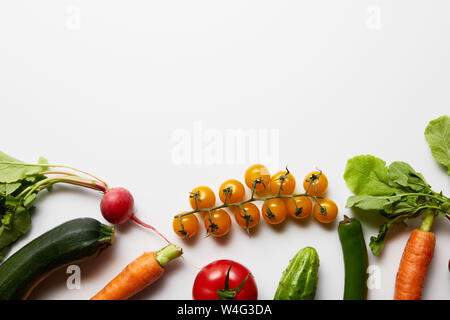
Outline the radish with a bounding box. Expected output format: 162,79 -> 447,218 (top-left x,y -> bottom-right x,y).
100,187 -> 171,243
0,152 -> 171,261
100,187 -> 134,225
1,159 -> 170,243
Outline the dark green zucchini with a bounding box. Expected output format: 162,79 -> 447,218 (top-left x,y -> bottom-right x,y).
0,217 -> 114,300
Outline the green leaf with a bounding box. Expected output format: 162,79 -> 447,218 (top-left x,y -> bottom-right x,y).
382,195 -> 418,216
0,151 -> 48,183
369,222 -> 391,256
388,162 -> 429,193
1,211 -> 12,227
0,182 -> 22,196
344,155 -> 398,196
346,195 -> 391,211
38,156 -> 48,166
0,153 -> 49,261
0,194 -> 34,261
369,213 -> 410,256
346,193 -> 420,218
437,202 -> 449,216
0,205 -> 32,250
425,115 -> 450,174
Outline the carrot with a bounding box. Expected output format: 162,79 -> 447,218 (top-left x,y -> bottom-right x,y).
91,244 -> 182,300
394,210 -> 436,300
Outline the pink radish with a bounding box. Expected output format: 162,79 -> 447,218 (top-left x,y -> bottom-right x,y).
100,187 -> 134,225
3,160 -> 171,243
100,187 -> 171,243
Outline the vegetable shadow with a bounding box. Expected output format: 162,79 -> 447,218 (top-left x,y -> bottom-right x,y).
289,215 -> 314,228
315,219 -> 338,231
28,235 -> 120,300
209,229 -> 233,247
350,207 -> 386,229
174,230 -> 202,248
350,207 -> 419,258
263,219 -> 289,234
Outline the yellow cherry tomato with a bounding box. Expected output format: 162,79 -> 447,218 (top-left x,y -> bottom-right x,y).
269,170 -> 296,195
303,171 -> 328,196
234,203 -> 260,230
219,179 -> 246,204
173,213 -> 199,239
204,209 -> 232,237
313,199 -> 338,223
244,164 -> 271,194
261,198 -> 287,224
284,196 -> 313,219
189,186 -> 216,210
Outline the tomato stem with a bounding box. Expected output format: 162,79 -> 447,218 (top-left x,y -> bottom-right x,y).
304,170 -> 322,195
216,264 -> 250,300
174,192 -> 324,219
205,210 -> 220,237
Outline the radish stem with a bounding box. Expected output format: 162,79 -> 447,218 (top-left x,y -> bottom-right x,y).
131,215 -> 172,244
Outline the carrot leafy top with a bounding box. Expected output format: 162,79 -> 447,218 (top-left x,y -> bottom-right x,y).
344,116 -> 450,256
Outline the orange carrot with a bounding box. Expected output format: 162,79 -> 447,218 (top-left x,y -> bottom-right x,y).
91,244 -> 182,300
394,213 -> 436,300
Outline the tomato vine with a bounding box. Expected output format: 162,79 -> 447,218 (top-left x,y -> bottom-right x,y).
173,166 -> 338,238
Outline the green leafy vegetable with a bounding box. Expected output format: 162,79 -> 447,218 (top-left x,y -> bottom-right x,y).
0,183 -> 21,196
0,151 -> 109,261
346,195 -> 392,212
388,162 -> 429,193
346,193 -> 420,218
369,213 -> 410,256
0,153 -> 48,260
344,154 -> 449,256
0,151 -> 48,184
343,155 -> 397,196
425,115 -> 450,174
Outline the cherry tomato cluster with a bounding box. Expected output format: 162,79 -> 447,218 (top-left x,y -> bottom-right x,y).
173,164 -> 339,239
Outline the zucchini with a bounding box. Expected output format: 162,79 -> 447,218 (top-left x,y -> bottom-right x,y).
274,247 -> 320,300
0,217 -> 114,300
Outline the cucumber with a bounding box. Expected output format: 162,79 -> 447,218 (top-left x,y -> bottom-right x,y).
0,217 -> 114,300
274,247 -> 320,300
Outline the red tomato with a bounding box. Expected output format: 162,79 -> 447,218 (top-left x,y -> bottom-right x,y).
192,260 -> 258,300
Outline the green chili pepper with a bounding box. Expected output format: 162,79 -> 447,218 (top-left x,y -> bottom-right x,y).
338,215 -> 368,300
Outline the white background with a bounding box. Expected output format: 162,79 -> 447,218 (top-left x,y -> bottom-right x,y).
0,1 -> 449,300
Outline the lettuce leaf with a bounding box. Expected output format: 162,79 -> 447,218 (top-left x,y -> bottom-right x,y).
0,151 -> 48,183
425,115 -> 450,174
343,155 -> 397,196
